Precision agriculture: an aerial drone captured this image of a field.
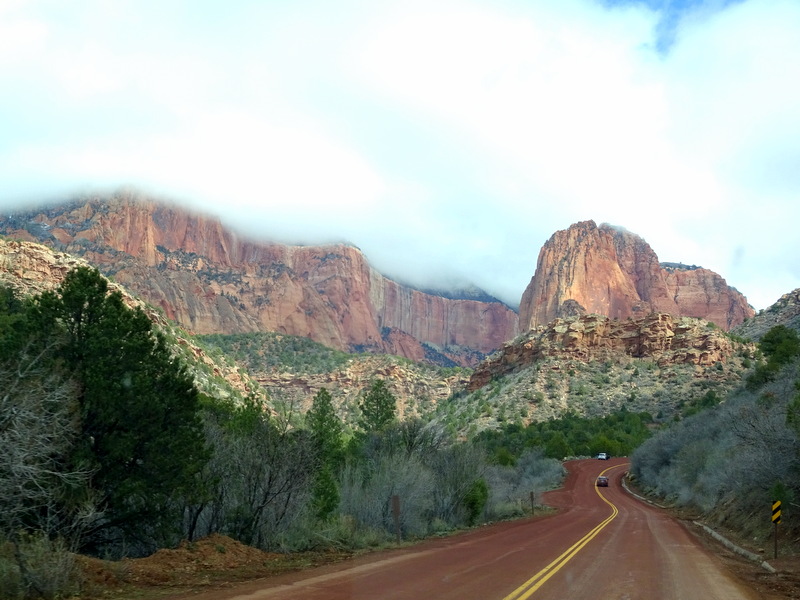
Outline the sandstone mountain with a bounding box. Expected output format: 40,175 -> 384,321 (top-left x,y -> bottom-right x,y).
0,194 -> 519,367
0,237 -> 261,403
518,220 -> 754,332
0,208 -> 771,435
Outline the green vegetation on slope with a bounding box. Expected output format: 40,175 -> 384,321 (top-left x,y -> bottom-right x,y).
197,331 -> 353,374
197,330 -> 468,380
473,410 -> 654,464
0,271 -> 561,599
432,350 -> 751,440
631,324 -> 800,546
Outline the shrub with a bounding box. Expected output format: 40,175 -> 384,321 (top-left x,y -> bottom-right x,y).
463,479 -> 489,525
0,534 -> 80,600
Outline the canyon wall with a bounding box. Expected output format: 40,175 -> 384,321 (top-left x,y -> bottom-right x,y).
0,195 -> 518,366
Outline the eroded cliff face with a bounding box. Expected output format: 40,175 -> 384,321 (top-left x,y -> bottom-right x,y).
518,220 -> 753,332
0,238 -> 261,401
470,312 -> 745,391
0,195 -> 518,366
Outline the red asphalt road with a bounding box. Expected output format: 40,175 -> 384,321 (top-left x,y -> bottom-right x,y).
185,458 -> 761,600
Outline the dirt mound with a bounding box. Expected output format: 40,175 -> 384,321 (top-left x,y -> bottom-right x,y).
79,534 -> 279,590
77,534 -> 354,598
128,534 -> 278,585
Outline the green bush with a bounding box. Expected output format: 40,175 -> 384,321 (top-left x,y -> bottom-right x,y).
463,479 -> 489,526
474,410 -> 653,461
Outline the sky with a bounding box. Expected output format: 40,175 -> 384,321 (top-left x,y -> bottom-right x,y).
1,0 -> 799,311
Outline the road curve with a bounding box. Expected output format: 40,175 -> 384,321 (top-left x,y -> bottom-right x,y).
179,457 -> 762,600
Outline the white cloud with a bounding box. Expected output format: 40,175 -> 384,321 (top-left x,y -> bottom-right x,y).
347,0 -> 730,231
0,2 -> 48,67
0,0 -> 798,311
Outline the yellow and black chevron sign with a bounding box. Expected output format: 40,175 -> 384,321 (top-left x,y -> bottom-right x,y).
772,500 -> 782,524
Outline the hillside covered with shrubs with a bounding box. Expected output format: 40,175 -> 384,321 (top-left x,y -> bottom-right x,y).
4,260 -> 800,598
0,267 -> 562,599
630,324 -> 800,547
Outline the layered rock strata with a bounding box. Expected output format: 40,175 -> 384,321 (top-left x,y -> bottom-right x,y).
0,195 -> 519,366
470,312 -> 743,391
518,220 -> 754,332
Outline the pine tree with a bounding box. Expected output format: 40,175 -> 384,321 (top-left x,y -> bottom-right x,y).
358,379 -> 397,433
307,388 -> 344,466
307,388 -> 343,520
34,267 -> 209,549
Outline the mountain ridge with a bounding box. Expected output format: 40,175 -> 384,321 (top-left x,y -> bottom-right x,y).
0,193 -> 519,367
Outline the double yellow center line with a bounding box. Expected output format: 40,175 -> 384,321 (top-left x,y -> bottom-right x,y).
502,464 -> 625,600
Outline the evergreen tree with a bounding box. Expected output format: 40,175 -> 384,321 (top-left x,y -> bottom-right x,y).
358,379 -> 397,433
463,478 -> 489,525
747,325 -> 800,390
0,285 -> 31,360
311,464 -> 340,522
34,267 -> 209,551
307,388 -> 344,467
760,325 -> 800,366
306,388 -> 343,520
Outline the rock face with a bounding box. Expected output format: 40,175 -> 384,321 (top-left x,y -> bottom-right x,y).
732,288 -> 800,341
0,195 -> 518,366
0,238 -> 262,401
518,221 -> 754,332
469,312 -> 743,391
0,237 -> 90,297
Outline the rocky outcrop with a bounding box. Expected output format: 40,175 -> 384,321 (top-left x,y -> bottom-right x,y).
518,221 -> 753,332
0,195 -> 518,366
469,312 -> 744,391
254,355 -> 470,419
0,237 -> 90,296
732,288 -> 800,341
0,238 -> 262,402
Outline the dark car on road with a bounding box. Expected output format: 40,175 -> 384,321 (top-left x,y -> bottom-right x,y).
596,476 -> 609,487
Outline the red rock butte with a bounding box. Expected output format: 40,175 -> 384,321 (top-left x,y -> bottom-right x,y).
518,220 -> 753,333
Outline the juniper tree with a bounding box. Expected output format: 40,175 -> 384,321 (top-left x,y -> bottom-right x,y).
307,388 -> 344,467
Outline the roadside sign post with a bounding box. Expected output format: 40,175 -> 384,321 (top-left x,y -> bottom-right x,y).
392,495 -> 401,544
772,500 -> 782,559
530,491 -> 535,516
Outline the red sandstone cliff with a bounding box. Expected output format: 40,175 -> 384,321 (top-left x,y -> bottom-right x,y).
0,194 -> 518,366
518,220 -> 753,332
0,237 -> 264,400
